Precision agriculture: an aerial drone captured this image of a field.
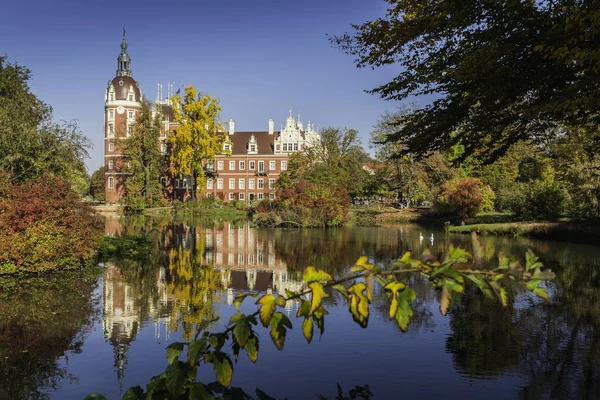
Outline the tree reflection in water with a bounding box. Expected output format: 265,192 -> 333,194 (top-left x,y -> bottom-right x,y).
0,270 -> 100,399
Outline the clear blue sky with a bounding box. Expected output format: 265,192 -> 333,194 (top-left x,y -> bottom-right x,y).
0,0 -> 407,172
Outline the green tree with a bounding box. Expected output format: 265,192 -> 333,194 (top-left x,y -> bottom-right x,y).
123,99 -> 167,210
0,57 -> 90,184
281,127 -> 372,198
90,166 -> 106,202
332,1 -> 600,162
168,86 -> 228,201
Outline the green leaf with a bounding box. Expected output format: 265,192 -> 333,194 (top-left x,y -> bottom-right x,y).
532,287 -> 550,301
187,339 -> 208,366
302,317 -> 313,344
195,318 -> 219,339
269,312 -> 292,350
394,287 -> 416,332
229,313 -> 252,347
275,295 -> 287,307
332,284 -> 348,298
303,266 -> 332,285
256,294 -> 277,327
207,352 -> 233,387
448,246 -> 471,263
166,342 -> 185,364
121,386 -> 144,400
348,283 -> 369,328
464,274 -> 494,298
165,361 -> 187,397
189,382 -> 214,399
233,293 -> 248,311
499,287 -> 509,307
296,299 -> 310,318
285,289 -> 297,298
245,336 -> 259,363
309,282 -> 329,315
442,278 -> 464,293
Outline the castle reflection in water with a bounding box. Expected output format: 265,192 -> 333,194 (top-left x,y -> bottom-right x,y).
101,218 -> 304,386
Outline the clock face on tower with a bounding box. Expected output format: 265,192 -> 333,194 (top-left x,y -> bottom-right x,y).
117,106 -> 125,115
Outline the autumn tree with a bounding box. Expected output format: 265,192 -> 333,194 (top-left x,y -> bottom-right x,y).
332,1 -> 600,162
123,99 -> 167,210
168,86 -> 228,201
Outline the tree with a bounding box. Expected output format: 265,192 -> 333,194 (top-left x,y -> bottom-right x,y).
331,1 -> 600,162
281,127 -> 372,198
89,166 -> 106,202
123,99 -> 167,209
0,57 -> 90,184
168,86 -> 228,201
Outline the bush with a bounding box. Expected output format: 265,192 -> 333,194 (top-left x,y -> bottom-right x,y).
253,180 -> 351,227
479,184 -> 496,213
499,180 -> 570,220
0,174 -> 102,274
436,178 -> 483,219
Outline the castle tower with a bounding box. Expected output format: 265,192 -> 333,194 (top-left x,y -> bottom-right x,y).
104,29 -> 143,204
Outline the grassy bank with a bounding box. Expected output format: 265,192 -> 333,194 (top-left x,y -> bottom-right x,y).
448,221 -> 600,245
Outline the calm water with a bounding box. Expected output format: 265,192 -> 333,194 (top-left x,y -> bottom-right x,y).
1,216 -> 600,399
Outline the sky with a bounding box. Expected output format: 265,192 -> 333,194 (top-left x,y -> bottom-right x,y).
0,0 -> 407,172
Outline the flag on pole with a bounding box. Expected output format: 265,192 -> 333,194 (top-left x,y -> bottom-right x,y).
176,88 -> 181,95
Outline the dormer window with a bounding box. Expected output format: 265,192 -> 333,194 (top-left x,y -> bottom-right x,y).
224,143 -> 231,152
250,144 -> 256,152
248,134 -> 258,154
129,94 -> 134,101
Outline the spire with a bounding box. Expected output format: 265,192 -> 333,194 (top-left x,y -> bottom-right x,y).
116,28 -> 132,77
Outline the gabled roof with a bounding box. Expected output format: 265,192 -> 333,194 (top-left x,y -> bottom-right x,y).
229,131 -> 280,155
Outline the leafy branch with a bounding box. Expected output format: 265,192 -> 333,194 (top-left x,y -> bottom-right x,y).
87,241 -> 555,400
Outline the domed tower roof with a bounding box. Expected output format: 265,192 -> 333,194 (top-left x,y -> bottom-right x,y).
109,76 -> 141,101
107,28 -> 141,102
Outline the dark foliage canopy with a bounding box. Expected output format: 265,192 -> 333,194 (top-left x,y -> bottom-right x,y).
332,1 -> 600,161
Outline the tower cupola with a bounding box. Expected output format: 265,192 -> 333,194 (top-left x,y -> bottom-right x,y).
116,28 -> 132,77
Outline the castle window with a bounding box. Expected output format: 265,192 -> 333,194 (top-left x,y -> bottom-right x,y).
108,124 -> 114,136
239,161 -> 245,170
109,110 -> 114,119
239,193 -> 245,200
109,143 -> 114,152
283,143 -> 288,151
249,161 -> 255,170
229,161 -> 235,170
269,161 -> 276,170
269,179 -> 275,189
239,179 -> 245,189
257,193 -> 263,200
281,161 -> 287,170
108,159 -> 114,169
217,161 -> 224,170
110,93 -> 115,101
108,176 -> 114,188
229,193 -> 235,200
128,94 -> 134,101
229,179 -> 235,189
249,179 -> 255,189
207,179 -> 213,189
127,126 -> 133,136
269,193 -> 275,200
258,161 -> 264,172
161,144 -> 167,154
258,179 -> 264,189
128,111 -> 134,119
217,179 -> 223,189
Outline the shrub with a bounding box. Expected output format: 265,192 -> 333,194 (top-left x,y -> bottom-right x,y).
499,180 -> 570,220
479,184 -> 496,213
436,178 -> 483,219
253,180 -> 351,227
0,174 -> 102,274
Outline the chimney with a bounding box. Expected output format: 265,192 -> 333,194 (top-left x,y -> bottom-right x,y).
229,119 -> 235,135
268,119 -> 274,135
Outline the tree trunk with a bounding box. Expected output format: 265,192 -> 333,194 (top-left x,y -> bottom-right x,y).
190,166 -> 196,201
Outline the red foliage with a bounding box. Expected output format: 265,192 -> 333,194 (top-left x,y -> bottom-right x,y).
0,174 -> 102,273
437,178 -> 482,219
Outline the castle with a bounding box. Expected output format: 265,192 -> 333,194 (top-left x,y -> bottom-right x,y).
104,31 -> 319,204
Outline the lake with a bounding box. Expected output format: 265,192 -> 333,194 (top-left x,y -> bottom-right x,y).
1,215 -> 599,399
